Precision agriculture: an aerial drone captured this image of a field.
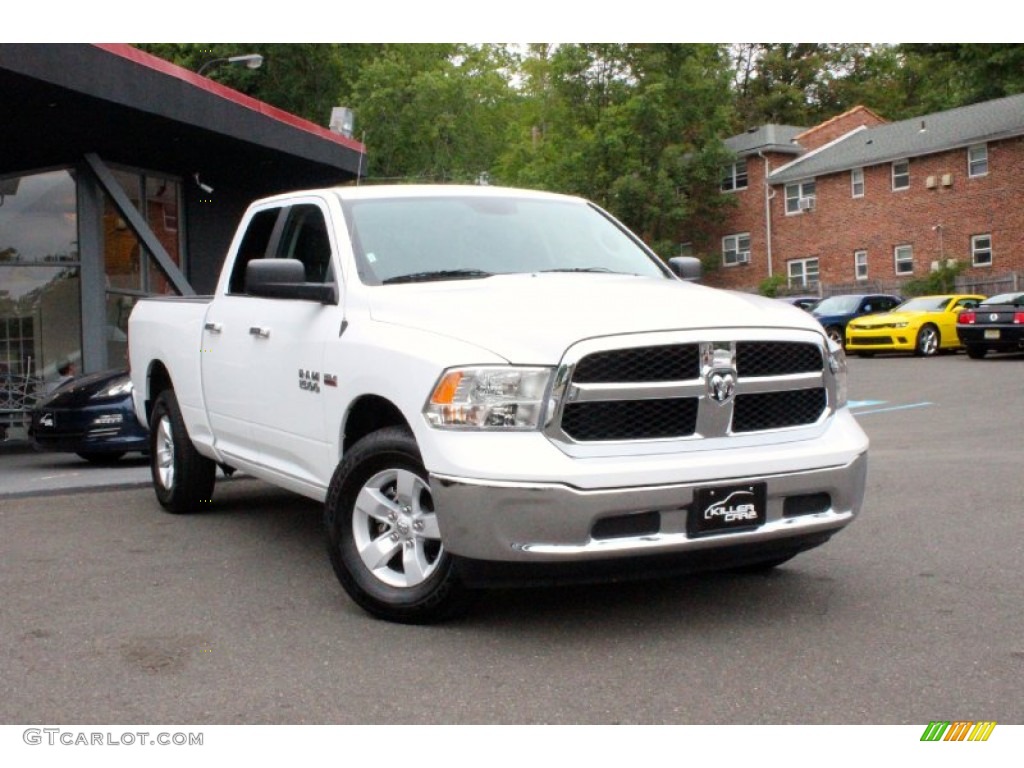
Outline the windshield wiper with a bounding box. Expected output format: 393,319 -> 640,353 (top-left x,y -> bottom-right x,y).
382,269 -> 494,285
539,267 -> 622,274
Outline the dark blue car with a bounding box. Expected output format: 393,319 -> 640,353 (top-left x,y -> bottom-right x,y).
29,368 -> 148,463
811,293 -> 903,346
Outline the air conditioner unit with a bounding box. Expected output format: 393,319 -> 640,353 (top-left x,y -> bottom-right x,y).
926,175 -> 937,189
736,251 -> 751,264
798,197 -> 816,212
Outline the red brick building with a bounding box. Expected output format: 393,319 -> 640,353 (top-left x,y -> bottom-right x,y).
689,95 -> 1024,296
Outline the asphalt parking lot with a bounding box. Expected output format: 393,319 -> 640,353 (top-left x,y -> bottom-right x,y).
1,350 -> 1022,726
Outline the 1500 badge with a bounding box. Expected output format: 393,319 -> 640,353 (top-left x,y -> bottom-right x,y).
299,369 -> 321,393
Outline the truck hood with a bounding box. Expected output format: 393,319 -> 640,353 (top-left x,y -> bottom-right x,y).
366,273 -> 824,363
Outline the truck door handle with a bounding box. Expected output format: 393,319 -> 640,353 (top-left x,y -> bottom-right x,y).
249,326 -> 271,338
204,322 -> 223,334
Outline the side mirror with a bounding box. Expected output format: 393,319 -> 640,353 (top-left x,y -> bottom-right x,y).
246,259 -> 336,304
668,256 -> 702,282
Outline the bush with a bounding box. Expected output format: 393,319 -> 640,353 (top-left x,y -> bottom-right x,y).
902,260 -> 966,296
758,274 -> 787,297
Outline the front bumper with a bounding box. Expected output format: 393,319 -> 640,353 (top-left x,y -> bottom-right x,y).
29,405 -> 149,454
846,326 -> 917,352
431,450 -> 866,563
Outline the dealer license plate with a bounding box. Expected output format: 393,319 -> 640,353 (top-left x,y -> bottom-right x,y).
689,483 -> 767,537
984,329 -> 1001,340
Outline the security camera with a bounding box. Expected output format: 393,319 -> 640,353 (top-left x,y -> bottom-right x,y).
193,173 -> 214,194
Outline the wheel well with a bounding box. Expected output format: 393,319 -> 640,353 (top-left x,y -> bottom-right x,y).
343,395 -> 412,454
146,361 -> 173,422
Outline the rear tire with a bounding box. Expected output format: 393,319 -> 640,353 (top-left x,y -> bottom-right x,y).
966,345 -> 987,360
149,389 -> 216,513
325,426 -> 471,624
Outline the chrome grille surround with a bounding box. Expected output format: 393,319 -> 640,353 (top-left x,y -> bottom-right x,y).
544,328 -> 835,458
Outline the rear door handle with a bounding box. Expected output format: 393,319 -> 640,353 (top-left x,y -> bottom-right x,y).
249,326 -> 271,338
204,322 -> 223,334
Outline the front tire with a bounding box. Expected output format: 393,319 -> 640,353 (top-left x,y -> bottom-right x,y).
825,325 -> 844,347
325,427 -> 470,624
149,389 -> 216,513
915,325 -> 940,357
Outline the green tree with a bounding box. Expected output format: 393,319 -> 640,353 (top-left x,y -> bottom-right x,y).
498,44 -> 736,257
137,43 -> 381,125
350,44 -> 517,183
899,44 -> 1024,109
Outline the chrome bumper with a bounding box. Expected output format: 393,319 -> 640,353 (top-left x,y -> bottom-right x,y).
430,451 -> 867,563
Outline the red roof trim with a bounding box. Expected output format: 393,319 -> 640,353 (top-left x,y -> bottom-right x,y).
93,43 -> 365,154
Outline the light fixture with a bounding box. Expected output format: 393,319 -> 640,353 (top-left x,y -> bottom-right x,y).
197,54 -> 264,77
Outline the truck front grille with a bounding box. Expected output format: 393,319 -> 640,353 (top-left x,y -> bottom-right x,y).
732,389 -> 828,433
552,338 -> 830,445
561,398 -> 698,441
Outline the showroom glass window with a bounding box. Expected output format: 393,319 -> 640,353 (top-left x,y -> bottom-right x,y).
102,167 -> 182,366
0,169 -> 82,401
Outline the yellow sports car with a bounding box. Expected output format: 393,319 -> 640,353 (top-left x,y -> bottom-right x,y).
845,294 -> 985,357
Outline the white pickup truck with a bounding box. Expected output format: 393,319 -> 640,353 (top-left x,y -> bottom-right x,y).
129,185 -> 868,623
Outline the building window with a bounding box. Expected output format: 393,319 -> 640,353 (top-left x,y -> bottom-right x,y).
851,168 -> 865,198
854,250 -> 868,280
722,233 -> 751,266
892,159 -> 910,190
971,234 -> 992,267
787,258 -> 819,289
894,244 -> 914,275
785,179 -> 816,214
678,242 -> 694,257
968,144 -> 988,178
721,159 -> 748,192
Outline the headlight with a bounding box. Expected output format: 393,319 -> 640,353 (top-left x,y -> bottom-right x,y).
827,340 -> 848,409
424,367 -> 552,430
91,379 -> 133,400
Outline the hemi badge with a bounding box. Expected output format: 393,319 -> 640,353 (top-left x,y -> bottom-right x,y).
324,374 -> 338,387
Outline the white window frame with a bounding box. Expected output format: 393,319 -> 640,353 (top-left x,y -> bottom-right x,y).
894,244 -> 914,275
851,168 -> 864,198
721,159 -> 749,192
892,159 -> 910,190
785,179 -> 816,214
854,250 -> 868,280
971,234 -> 992,267
968,144 -> 988,178
787,257 -> 820,289
722,233 -> 751,267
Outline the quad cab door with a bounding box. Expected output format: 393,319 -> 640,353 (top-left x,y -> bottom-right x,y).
201,197 -> 343,490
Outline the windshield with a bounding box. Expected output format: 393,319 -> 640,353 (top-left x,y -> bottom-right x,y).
342,195 -> 669,284
896,297 -> 950,312
813,295 -> 862,314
